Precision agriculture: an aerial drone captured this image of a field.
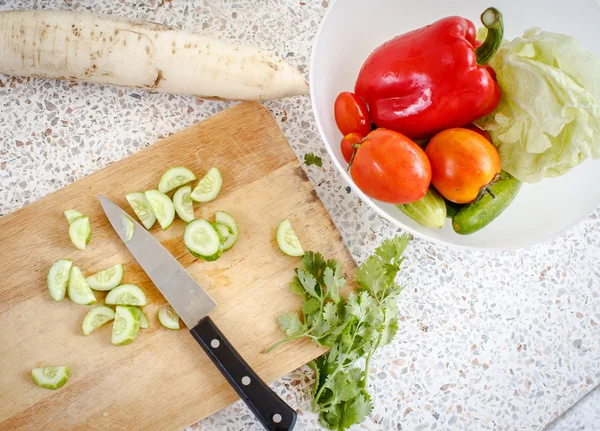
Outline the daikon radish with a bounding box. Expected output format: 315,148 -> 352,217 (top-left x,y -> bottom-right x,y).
0,10 -> 309,100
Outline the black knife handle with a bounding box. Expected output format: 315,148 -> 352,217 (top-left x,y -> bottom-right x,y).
190,316 -> 297,431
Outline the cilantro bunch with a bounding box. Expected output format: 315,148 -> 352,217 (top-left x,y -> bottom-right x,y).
265,234 -> 409,430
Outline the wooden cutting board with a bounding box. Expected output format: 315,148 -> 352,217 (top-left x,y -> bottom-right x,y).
0,102 -> 355,431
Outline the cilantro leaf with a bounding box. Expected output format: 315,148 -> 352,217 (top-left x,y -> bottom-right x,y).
302,298 -> 321,316
304,152 -> 323,167
324,372 -> 356,404
322,302 -> 339,326
347,291 -> 377,324
303,251 -> 327,282
319,405 -> 342,430
277,312 -> 305,337
340,391 -> 373,429
297,269 -> 320,299
375,235 -> 409,269
308,359 -> 323,398
356,256 -> 388,299
380,318 -> 399,347
323,266 -> 345,303
289,278 -> 308,300
311,317 -> 331,338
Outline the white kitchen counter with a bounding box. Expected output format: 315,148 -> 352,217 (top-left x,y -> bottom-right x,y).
1,1 -> 598,430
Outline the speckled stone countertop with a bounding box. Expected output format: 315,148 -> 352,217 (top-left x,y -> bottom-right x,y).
1,1 -> 599,430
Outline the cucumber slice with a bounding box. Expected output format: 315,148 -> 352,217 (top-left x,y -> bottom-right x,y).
69,216 -> 91,250
158,306 -> 180,330
145,190 -> 175,230
173,185 -> 194,223
105,284 -> 147,306
190,167 -> 222,203
139,311 -> 149,329
64,209 -> 83,225
112,305 -> 141,345
82,306 -> 116,335
215,211 -> 239,252
190,247 -> 223,262
215,223 -> 231,242
67,266 -> 97,305
184,219 -> 222,261
132,307 -> 149,329
158,166 -> 197,194
47,259 -> 72,301
276,218 -> 304,257
31,366 -> 69,390
121,214 -> 135,243
126,192 -> 156,230
86,264 -> 124,291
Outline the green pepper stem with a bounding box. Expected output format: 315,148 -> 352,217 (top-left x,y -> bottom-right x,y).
475,7 -> 504,65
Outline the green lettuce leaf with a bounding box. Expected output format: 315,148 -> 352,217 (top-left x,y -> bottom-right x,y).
475,27 -> 600,183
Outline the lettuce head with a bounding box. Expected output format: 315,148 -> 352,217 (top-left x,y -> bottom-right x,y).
475,28 -> 600,183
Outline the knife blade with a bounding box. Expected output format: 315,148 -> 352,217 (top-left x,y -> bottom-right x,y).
99,194 -> 216,327
98,195 -> 296,431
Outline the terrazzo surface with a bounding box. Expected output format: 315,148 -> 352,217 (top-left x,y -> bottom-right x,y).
1,1 -> 599,430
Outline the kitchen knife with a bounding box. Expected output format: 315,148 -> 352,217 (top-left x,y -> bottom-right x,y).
99,195 -> 296,431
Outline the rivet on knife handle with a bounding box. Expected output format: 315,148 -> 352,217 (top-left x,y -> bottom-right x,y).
190,316 -> 297,431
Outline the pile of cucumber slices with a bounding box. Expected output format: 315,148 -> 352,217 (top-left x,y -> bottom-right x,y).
125,166 -> 242,261
40,261 -> 168,390
46,260 -> 171,340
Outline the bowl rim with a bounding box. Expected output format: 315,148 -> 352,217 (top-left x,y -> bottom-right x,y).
307,0 -> 596,252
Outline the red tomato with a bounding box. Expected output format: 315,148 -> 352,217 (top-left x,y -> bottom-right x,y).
350,129 -> 431,204
425,128 -> 501,204
334,92 -> 371,136
463,124 -> 492,143
340,132 -> 363,163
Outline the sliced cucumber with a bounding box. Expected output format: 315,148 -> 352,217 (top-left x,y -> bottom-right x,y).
82,306 -> 116,335
47,259 -> 72,301
126,192 -> 156,230
276,218 -> 304,257
129,306 -> 149,329
184,219 -> 222,261
69,216 -> 91,250
112,305 -> 141,345
64,209 -> 83,225
132,307 -> 149,329
215,223 -> 231,242
105,284 -> 147,306
86,264 -> 124,291
158,306 -> 180,330
145,190 -> 175,230
158,166 -> 197,194
31,366 -> 69,390
191,247 -> 223,262
67,266 -> 96,305
191,167 -> 222,203
173,185 -> 194,223
121,214 -> 135,243
215,211 -> 239,252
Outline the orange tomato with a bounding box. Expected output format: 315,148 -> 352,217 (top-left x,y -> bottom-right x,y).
351,129 -> 431,204
425,128 -> 501,204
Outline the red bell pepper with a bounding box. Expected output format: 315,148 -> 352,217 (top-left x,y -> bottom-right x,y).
354,8 -> 504,140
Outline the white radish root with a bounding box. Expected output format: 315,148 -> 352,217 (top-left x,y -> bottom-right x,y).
0,10 -> 309,100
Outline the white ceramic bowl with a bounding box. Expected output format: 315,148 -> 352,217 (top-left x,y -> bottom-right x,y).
310,0 -> 600,249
